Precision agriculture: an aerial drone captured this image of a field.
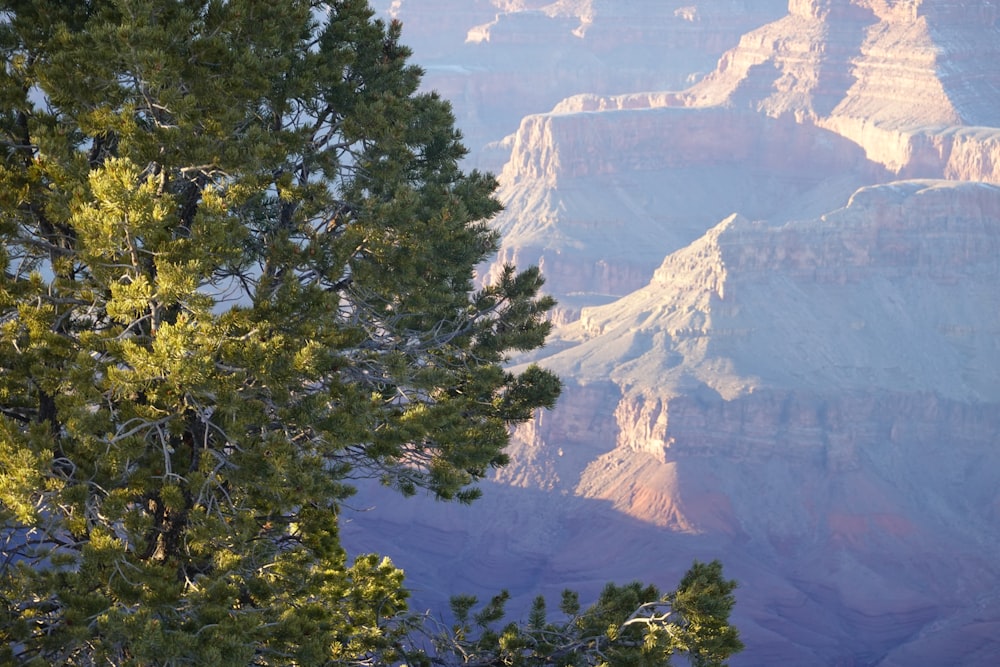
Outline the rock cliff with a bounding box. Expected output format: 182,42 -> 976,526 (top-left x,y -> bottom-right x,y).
496,181 -> 1000,663
485,0 -> 1000,316
678,0 -> 1000,173
484,105 -> 884,321
353,179 -> 1000,664
371,0 -> 787,167
344,3 -> 1000,665
552,180 -> 1000,398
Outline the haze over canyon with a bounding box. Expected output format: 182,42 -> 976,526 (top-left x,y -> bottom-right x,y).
348,2 -> 1000,664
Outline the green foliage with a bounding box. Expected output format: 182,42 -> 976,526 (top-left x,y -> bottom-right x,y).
412,560 -> 743,667
0,1 -> 561,663
0,2 -> 743,665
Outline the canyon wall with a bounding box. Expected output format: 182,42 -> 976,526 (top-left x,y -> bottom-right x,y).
676,0 -> 1000,173
371,1 -> 787,166
485,108 -> 884,321
484,0 -> 1000,316
495,180 -> 1000,663
347,2 -> 1000,665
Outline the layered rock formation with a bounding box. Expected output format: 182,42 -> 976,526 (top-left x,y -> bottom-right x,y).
484,105 -> 885,321
371,1 -> 787,167
348,181 -> 1000,664
677,0 -> 1000,175
490,180 -> 1000,664
483,0 -> 1000,318
346,2 -> 1000,665
509,179 -> 1000,477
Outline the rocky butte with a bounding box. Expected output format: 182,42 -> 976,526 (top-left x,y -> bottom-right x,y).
348,1 -> 1000,665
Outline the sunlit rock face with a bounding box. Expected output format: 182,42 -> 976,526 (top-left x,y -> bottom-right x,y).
679,0 -> 1000,173
514,180 -> 1000,472
346,182 -> 1000,664
483,0 -> 1000,316
491,180 -> 1000,665
346,3 -> 1000,665
686,0 -> 1000,127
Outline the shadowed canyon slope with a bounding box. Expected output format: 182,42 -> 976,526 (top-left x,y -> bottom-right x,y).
352,2 -> 1000,665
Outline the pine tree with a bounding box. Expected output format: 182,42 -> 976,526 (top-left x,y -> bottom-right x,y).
0,2 -> 742,665
0,1 -> 559,663
415,560 -> 743,667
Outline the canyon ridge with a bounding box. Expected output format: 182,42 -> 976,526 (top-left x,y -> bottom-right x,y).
347,2 -> 1000,664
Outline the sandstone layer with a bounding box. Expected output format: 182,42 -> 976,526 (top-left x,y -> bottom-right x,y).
678,0 -> 1000,171
485,104 -> 884,321
485,181 -> 1000,665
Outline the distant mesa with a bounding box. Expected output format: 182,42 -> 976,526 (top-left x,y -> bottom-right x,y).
483,0 -> 1000,320
372,0 -> 789,167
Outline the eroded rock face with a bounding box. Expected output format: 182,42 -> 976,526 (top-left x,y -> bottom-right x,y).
679,0 -> 1000,171
483,0 -> 1000,319
532,181 -> 1000,397
370,0 -> 787,164
349,182 -> 1000,662
497,181 -> 1000,664
686,0 -> 1000,124
483,106 -> 885,321
345,3 -> 1000,665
